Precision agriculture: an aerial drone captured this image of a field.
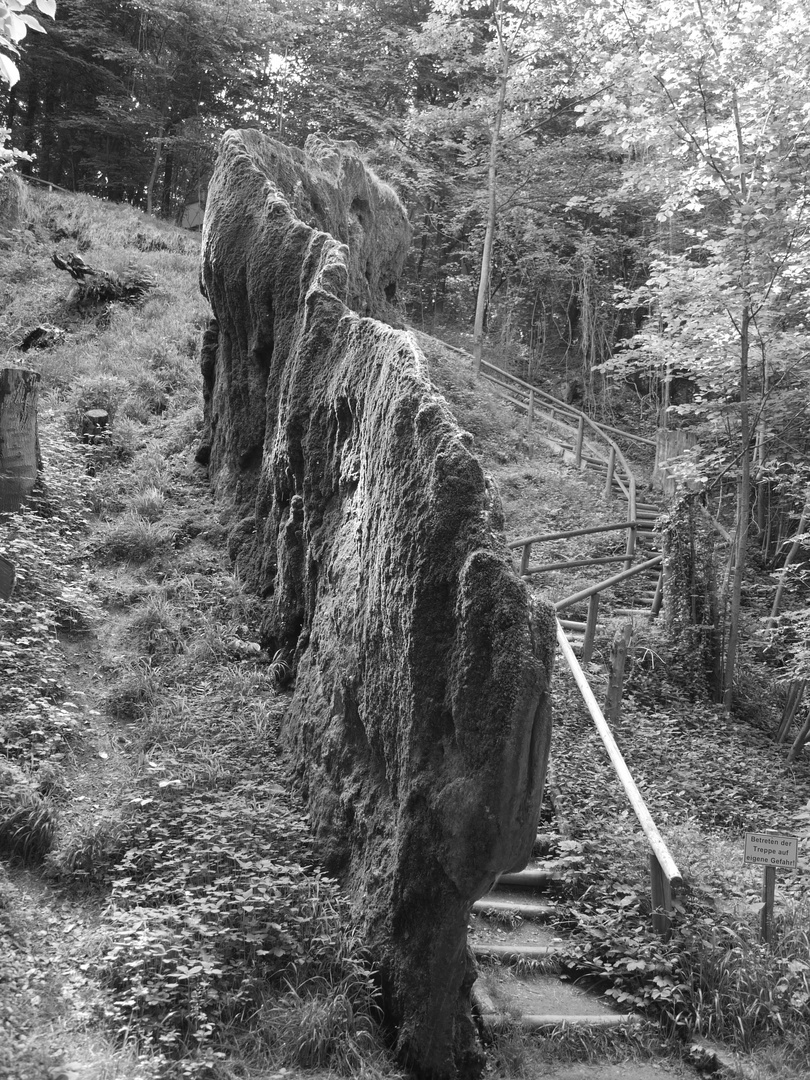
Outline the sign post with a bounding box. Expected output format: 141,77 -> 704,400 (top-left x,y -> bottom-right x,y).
743,831 -> 799,944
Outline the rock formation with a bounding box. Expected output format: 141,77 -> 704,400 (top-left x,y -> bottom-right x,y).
199,129 -> 555,1078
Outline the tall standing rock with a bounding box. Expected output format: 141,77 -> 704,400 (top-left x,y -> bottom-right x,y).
200,130 -> 555,1078
0,367 -> 40,513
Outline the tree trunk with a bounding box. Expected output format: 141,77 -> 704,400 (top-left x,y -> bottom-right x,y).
473,17 -> 509,377
146,123 -> 165,216
161,145 -> 175,218
767,494 -> 809,625
0,367 -> 40,514
723,304 -> 751,711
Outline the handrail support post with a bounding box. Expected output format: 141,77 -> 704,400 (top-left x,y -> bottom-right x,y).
625,478 -> 637,569
604,446 -> 616,502
650,851 -> 674,939
520,542 -> 531,577
575,415 -> 585,469
581,593 -> 599,665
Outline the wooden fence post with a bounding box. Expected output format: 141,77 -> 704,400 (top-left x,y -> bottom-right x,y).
625,477 -> 637,568
0,367 -> 40,514
581,593 -> 599,665
604,621 -> 633,724
574,415 -> 585,469
604,446 -> 616,501
527,388 -> 535,431
519,542 -> 531,577
650,851 -> 674,938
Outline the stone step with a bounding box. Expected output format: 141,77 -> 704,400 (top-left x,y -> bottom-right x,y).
472,963 -> 644,1033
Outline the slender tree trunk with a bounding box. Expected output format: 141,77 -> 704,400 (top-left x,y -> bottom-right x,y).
767,493 -> 810,625
473,25 -> 509,377
146,123 -> 165,216
161,146 -> 175,218
723,304 -> 751,710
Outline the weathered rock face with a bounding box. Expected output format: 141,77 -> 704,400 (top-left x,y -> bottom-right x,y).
200,129 -> 554,1079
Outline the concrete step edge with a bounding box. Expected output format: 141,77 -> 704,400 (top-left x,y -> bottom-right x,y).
477,1012 -> 645,1031
497,869 -> 561,888
472,898 -> 555,920
471,942 -> 568,960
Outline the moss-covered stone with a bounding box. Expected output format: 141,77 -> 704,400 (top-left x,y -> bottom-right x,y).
200,129 -> 555,1079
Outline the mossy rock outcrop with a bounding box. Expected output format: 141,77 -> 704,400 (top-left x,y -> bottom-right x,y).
199,129 -> 554,1079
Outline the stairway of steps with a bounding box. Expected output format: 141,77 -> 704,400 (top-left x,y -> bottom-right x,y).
469,822 -> 641,1034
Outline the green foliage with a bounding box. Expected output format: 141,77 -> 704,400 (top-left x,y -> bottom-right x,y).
0,0 -> 55,87
50,762 -> 378,1072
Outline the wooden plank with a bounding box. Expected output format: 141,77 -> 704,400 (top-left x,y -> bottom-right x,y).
556,619 -> 682,891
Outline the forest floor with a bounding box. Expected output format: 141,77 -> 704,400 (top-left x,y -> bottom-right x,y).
1,185 -> 809,1080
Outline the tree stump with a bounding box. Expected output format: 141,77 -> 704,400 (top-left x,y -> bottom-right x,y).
0,367 -> 40,514
82,408 -> 109,443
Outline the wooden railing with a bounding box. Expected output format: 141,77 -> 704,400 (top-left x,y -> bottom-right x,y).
556,619 -> 682,936
507,521 -> 663,663
478,360 -> 654,569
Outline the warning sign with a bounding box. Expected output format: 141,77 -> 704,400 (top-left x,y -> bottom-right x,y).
744,831 -> 799,869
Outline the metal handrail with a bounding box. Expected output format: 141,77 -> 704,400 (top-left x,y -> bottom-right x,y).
556,619 -> 682,936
